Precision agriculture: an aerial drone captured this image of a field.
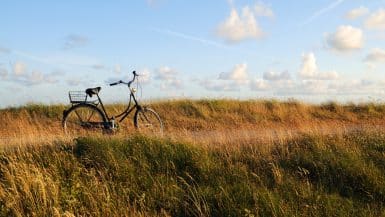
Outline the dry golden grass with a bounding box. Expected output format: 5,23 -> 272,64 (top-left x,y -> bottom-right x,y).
0,99 -> 383,147
0,99 -> 384,216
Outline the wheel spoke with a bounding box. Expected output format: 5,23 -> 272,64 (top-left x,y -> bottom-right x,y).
74,110 -> 84,122
63,104 -> 105,136
141,113 -> 153,126
86,110 -> 96,122
135,108 -> 163,136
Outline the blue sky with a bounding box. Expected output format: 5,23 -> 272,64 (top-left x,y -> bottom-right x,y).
1,0 -> 385,107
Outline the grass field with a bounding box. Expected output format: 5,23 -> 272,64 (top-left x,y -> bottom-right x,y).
0,99 -> 384,216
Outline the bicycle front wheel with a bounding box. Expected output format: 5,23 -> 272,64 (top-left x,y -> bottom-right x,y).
134,107 -> 163,136
62,104 -> 106,136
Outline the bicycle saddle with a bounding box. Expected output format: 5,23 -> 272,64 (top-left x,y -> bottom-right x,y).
86,87 -> 101,97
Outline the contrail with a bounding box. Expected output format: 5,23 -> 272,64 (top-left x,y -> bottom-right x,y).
300,0 -> 345,26
149,27 -> 229,49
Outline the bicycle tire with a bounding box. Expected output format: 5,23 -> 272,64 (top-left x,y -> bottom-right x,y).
62,103 -> 107,136
134,107 -> 163,136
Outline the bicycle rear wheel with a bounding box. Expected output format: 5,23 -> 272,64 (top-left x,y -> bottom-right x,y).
62,104 -> 106,136
134,107 -> 163,136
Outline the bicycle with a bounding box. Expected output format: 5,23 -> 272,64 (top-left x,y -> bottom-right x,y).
62,71 -> 163,136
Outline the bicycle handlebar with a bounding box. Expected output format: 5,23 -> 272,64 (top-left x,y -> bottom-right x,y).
110,80 -> 122,86
109,71 -> 138,87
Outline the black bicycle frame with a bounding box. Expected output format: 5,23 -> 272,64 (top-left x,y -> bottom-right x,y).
94,90 -> 141,123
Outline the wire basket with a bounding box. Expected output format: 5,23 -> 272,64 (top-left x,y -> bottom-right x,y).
68,91 -> 87,104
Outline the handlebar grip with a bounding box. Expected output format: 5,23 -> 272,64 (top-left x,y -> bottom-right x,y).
110,80 -> 122,86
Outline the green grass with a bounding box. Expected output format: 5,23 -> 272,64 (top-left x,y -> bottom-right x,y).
1,132 -> 385,216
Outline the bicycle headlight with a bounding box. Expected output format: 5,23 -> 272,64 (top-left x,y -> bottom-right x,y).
131,87 -> 137,93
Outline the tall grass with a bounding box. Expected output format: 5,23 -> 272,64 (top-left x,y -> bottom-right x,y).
0,99 -> 384,146
0,99 -> 384,216
1,132 -> 385,216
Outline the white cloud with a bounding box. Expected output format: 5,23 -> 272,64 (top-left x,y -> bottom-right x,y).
364,48 -> 385,64
299,52 -> 339,80
329,79 -> 381,95
13,61 -> 26,76
199,63 -> 250,92
280,80 -> 325,95
69,77 -> 95,87
345,6 -> 369,20
254,2 -> 274,17
28,71 -> 59,85
12,70 -> 59,86
67,79 -> 81,86
250,78 -> 297,94
219,63 -> 249,84
365,8 -> 385,30
155,66 -> 182,89
299,53 -> 317,78
31,70 -> 44,81
326,25 -> 364,52
64,34 -> 89,49
250,79 -> 269,91
160,79 -> 182,90
263,70 -> 290,81
137,68 -> 151,84
200,80 -> 239,92
114,64 -> 121,74
0,67 -> 7,78
156,66 -> 177,80
91,64 -> 105,70
7,62 -> 61,85
0,46 -> 10,54
316,71 -> 339,80
272,78 -> 385,96
300,80 -> 330,94
217,6 -> 264,43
